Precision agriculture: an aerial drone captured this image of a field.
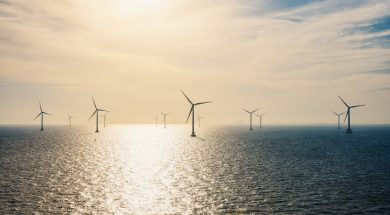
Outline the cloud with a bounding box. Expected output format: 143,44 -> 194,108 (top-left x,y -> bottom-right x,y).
0,0 -> 390,124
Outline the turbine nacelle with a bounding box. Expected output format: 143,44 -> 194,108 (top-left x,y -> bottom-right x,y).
256,113 -> 265,118
243,108 -> 259,115
181,90 -> 213,124
160,112 -> 171,117
332,111 -> 345,117
34,103 -> 51,120
89,97 -> 109,121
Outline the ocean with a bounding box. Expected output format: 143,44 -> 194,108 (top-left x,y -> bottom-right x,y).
1,125 -> 390,214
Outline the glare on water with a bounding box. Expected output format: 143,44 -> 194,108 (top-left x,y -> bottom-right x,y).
1,125 -> 390,214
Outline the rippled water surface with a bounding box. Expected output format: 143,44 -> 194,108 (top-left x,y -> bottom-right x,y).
1,125 -> 390,214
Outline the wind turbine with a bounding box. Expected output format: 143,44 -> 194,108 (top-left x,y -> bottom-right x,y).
34,102 -> 51,131
243,108 -> 259,130
160,112 -> 171,129
67,113 -> 73,127
331,111 -> 345,129
256,113 -> 265,128
197,112 -> 202,128
89,97 -> 109,133
181,90 -> 212,137
338,96 -> 365,133
101,113 -> 108,128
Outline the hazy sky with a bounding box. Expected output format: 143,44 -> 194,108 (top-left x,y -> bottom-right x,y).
1,0 -> 389,125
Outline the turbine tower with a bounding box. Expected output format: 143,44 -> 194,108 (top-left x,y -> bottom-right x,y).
67,113 -> 73,127
89,97 -> 109,133
243,108 -> 259,130
338,96 -> 365,133
256,113 -> 265,128
181,90 -> 212,137
197,112 -> 202,128
101,113 -> 108,128
331,111 -> 345,129
34,102 -> 51,131
160,112 -> 171,129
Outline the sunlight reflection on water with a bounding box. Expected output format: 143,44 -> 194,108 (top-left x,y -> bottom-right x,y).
1,125 -> 390,214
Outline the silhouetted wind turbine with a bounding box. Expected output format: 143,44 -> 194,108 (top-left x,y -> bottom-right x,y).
338,96 -> 365,133
101,113 -> 108,128
160,112 -> 171,129
34,102 -> 51,131
256,113 -> 265,128
89,97 -> 109,133
243,108 -> 259,130
197,112 -> 202,128
181,90 -> 212,137
67,113 -> 73,127
331,111 -> 345,129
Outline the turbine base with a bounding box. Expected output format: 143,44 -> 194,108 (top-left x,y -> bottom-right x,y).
191,134 -> 196,137
346,128 -> 352,134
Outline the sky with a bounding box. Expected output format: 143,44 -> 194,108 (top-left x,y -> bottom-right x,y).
0,0 -> 389,125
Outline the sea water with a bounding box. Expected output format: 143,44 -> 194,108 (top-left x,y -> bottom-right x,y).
1,125 -> 390,214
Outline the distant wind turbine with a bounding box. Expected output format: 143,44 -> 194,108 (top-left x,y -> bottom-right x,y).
101,113 -> 108,128
331,111 -> 345,129
197,112 -> 202,128
89,97 -> 109,133
34,102 -> 51,131
160,112 -> 171,129
338,96 -> 365,133
243,108 -> 259,130
67,113 -> 73,127
256,113 -> 265,128
181,90 -> 212,137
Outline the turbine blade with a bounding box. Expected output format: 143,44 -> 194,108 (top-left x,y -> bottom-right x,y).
332,111 -> 338,116
92,97 -> 97,109
344,111 -> 348,123
180,90 -> 193,104
34,113 -> 42,120
350,105 -> 365,108
160,112 -> 165,116
261,113 -> 265,117
251,108 -> 260,114
43,112 -> 51,115
242,108 -> 250,114
166,112 -> 171,116
39,102 -> 42,112
338,96 -> 349,107
88,110 -> 97,121
195,101 -> 213,105
186,106 -> 194,123
340,112 -> 345,115
98,109 -> 109,112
